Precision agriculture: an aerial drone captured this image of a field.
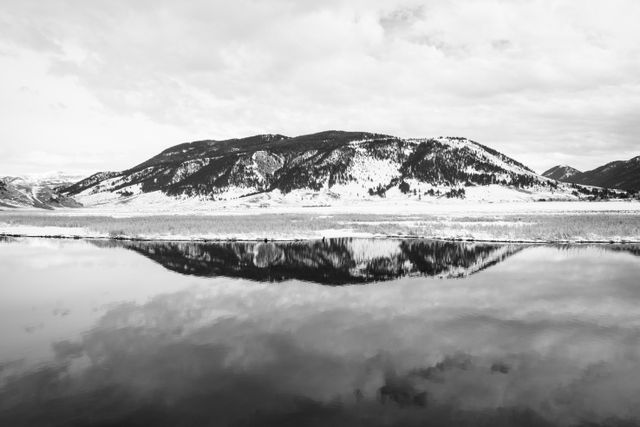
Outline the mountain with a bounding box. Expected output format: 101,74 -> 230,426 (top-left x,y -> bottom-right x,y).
584,156 -> 637,192
543,156 -> 640,192
92,238 -> 524,284
61,130 -> 612,207
0,173 -> 83,209
542,165 -> 582,181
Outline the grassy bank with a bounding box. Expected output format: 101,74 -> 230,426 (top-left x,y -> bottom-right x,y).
1,211 -> 640,242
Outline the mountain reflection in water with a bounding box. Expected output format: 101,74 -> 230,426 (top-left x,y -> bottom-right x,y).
1,238 -> 640,427
92,238 -> 524,284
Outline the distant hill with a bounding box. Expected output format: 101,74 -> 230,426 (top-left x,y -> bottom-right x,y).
60,130 -> 618,207
543,156 -> 640,192
542,165 -> 582,181
5,132 -> 632,210
0,173 -> 83,209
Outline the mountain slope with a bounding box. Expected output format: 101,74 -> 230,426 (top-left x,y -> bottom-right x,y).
542,165 -> 582,181
543,156 -> 640,192
576,156 -> 640,191
61,131 -> 624,207
0,174 -> 83,209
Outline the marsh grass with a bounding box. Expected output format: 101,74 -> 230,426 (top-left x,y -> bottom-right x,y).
1,211 -> 639,242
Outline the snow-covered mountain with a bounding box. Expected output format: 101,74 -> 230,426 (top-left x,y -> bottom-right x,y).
0,173 -> 83,209
542,165 -> 582,181
544,156 -> 640,192
61,130 -> 617,207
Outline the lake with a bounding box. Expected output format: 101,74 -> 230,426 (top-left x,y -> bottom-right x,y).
1,237 -> 640,427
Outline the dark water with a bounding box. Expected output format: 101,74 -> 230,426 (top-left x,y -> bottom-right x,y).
1,237 -> 640,427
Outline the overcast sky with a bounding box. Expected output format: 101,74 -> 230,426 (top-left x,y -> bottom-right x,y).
1,0 -> 639,176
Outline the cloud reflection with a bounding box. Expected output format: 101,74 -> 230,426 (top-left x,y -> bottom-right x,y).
1,244 -> 640,426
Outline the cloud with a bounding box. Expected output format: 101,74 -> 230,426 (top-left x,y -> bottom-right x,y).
0,0 -> 639,174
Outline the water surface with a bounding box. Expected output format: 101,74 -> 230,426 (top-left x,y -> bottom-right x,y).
1,237 -> 639,427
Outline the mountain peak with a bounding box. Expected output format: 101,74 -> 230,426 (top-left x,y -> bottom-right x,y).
542,165 -> 581,181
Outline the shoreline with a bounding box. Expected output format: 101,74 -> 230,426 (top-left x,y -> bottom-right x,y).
2,231 -> 639,245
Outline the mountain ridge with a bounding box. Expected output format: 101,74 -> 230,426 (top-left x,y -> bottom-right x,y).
4,130 -> 635,210
543,155 -> 640,192
59,130 -> 629,207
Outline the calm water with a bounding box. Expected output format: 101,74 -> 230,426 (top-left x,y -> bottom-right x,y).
1,237 -> 640,427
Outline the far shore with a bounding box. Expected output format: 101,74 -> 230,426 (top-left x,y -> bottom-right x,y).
2,232 -> 639,245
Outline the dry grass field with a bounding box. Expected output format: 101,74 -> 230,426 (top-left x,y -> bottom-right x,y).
1,211 -> 639,242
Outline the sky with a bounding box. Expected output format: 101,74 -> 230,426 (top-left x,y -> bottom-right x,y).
1,0 -> 639,176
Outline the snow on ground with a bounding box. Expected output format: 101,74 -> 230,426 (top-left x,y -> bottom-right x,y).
61,189 -> 640,217
462,184 -> 579,202
4,188 -> 640,218
0,224 -> 107,239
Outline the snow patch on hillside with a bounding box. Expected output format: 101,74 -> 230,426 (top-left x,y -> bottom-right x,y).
171,159 -> 210,184
434,137 -> 534,176
349,147 -> 401,183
